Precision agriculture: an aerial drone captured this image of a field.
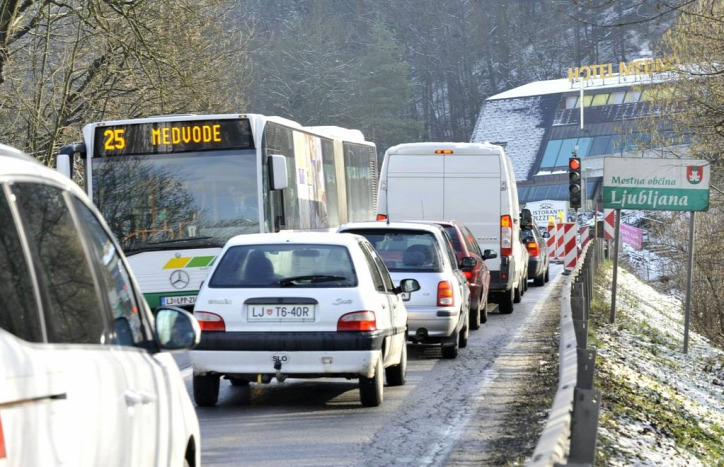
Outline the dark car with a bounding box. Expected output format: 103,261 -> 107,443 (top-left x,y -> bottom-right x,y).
416,220 -> 495,330
521,223 -> 550,286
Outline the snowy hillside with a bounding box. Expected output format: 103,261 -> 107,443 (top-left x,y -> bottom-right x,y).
591,264 -> 724,465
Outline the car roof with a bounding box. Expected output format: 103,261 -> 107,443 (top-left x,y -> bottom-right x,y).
0,144 -> 101,206
224,231 -> 365,248
339,221 -> 444,235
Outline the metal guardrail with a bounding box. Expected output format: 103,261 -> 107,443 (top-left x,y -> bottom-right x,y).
528,239 -> 605,467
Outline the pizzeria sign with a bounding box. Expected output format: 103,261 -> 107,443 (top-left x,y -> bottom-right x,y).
603,158 -> 710,211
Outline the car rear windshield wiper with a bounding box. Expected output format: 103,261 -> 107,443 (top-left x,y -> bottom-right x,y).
278,275 -> 347,287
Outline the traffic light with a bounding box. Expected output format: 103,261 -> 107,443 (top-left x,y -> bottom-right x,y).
569,157 -> 582,209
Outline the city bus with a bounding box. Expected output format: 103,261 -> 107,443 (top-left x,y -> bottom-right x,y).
56,114 -> 378,310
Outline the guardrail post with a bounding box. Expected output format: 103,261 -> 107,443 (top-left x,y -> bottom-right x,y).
568,388 -> 601,465
576,348 -> 597,390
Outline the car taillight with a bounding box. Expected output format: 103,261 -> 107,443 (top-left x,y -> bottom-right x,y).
463,270 -> 473,281
437,281 -> 454,307
337,311 -> 377,331
501,215 -> 512,257
527,241 -> 540,257
195,311 -> 226,332
0,413 -> 6,460
376,214 -> 388,221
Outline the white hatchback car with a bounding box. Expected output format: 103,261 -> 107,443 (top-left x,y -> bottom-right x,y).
190,232 -> 419,407
0,144 -> 202,466
338,221 -> 471,359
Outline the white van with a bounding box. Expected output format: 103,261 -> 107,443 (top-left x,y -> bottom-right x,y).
376,142 -> 527,313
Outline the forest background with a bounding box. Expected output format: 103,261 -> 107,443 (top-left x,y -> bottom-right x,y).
1,0 -> 724,348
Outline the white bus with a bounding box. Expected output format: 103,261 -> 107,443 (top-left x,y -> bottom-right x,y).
57,114 -> 377,310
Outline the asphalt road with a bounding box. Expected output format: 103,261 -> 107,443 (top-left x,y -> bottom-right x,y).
180,264 -> 564,466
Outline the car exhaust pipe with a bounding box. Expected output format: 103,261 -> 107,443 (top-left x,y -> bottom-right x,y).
415,328 -> 428,341
274,360 -> 287,382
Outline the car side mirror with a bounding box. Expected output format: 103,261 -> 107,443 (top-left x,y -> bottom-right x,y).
483,249 -> 497,260
542,231 -> 550,239
460,256 -> 477,269
154,306 -> 201,351
397,278 -> 420,294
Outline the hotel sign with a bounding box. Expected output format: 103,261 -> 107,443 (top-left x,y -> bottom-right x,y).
568,56 -> 680,82
603,157 -> 709,212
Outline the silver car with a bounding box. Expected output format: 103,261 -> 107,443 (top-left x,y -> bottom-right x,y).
338,222 -> 470,358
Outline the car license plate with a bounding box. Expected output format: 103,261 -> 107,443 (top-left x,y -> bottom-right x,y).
401,292 -> 411,301
161,295 -> 197,306
248,304 -> 315,321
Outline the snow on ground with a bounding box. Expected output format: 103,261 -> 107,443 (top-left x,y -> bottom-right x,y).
592,264 -> 724,465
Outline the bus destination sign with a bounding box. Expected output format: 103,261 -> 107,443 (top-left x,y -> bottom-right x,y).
94,119 -> 255,156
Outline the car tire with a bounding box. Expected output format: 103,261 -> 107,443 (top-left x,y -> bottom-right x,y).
385,342 -> 407,387
193,374 -> 220,407
544,266 -> 550,283
441,329 -> 459,359
523,272 -> 529,292
514,279 -> 522,303
459,324 -> 469,349
499,288 -> 514,314
480,293 -> 489,324
470,298 -> 481,330
359,357 -> 384,407
534,272 -> 545,287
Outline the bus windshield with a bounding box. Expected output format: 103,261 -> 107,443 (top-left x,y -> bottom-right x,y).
91,149 -> 259,254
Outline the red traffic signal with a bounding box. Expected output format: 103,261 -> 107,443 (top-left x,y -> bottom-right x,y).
569,157 -> 582,209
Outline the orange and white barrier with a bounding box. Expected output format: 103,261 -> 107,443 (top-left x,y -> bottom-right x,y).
563,222 -> 577,272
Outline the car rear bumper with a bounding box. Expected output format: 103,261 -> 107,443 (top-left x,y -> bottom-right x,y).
406,307 -> 459,339
191,349 -> 381,377
193,330 -> 390,352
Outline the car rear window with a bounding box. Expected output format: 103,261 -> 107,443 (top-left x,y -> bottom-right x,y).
209,244 -> 357,288
342,229 -> 442,272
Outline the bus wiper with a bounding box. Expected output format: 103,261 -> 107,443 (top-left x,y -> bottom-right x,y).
278,275 -> 347,287
146,236 -> 215,245
124,236 -> 223,256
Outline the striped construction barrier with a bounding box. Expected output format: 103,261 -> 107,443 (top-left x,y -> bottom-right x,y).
579,225 -> 590,250
547,226 -> 557,261
564,222 -> 577,272
603,209 -> 615,240
555,223 -> 565,263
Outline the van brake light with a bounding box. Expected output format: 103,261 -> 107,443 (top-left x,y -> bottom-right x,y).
376,214 -> 388,221
0,413 -> 6,459
195,311 -> 226,332
501,215 -> 513,256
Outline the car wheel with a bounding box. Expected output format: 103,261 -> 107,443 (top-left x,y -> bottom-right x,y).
193,374 -> 220,407
499,288 -> 514,314
544,266 -> 550,283
359,357 -> 384,407
534,271 -> 545,286
480,293 -> 489,324
459,324 -> 469,349
514,280 -> 522,303
469,298 -> 481,331
441,329 -> 459,359
385,342 -> 407,387
523,272 -> 529,292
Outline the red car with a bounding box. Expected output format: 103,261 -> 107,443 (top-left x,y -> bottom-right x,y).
417,220 -> 495,329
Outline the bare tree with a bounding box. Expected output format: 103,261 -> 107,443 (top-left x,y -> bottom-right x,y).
0,0 -> 252,163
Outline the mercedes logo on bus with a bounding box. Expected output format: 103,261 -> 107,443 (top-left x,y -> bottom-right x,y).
170,270 -> 190,289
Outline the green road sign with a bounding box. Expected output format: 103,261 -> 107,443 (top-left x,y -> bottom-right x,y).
603,158 -> 710,211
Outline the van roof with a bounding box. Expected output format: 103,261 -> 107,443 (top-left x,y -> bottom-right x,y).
385,142 -> 504,156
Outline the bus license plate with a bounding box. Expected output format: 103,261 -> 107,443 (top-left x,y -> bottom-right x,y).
248,304 -> 315,321
161,295 -> 197,306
